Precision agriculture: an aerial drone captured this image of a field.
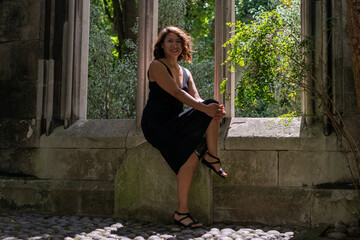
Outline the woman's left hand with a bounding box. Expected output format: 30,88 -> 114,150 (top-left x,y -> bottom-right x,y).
213,104 -> 226,120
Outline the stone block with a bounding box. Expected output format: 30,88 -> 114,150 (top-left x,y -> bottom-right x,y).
0,0 -> 42,42
311,189 -> 360,225
0,119 -> 41,148
114,142 -> 212,224
36,148 -> 125,180
0,41 -> 40,82
225,118 -> 338,151
0,80 -> 38,119
0,147 -> 38,176
0,178 -> 50,211
40,119 -> 133,149
213,185 -> 311,227
342,113 -> 360,139
49,180 -> 114,216
227,117 -> 302,138
216,150 -> 278,186
343,66 -> 358,114
125,121 -> 147,149
279,151 -> 353,187
0,179 -> 114,216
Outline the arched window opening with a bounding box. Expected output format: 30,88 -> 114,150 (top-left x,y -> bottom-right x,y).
225,0 -> 303,118
83,0 -> 310,128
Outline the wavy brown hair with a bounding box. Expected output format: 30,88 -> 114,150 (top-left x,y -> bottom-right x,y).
153,26 -> 192,63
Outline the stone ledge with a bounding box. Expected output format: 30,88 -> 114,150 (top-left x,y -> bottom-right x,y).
227,117 -> 302,138
40,119 -> 134,149
225,118 -> 338,151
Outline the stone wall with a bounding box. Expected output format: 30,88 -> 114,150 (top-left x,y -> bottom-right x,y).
0,0 -> 359,228
0,0 -> 44,176
2,118 -> 358,227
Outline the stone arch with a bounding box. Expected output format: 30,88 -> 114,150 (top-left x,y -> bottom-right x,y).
52,0 -> 338,133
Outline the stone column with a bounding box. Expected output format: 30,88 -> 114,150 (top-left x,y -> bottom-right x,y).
346,0 -> 360,113
214,0 -> 235,118
60,0 -> 90,129
136,0 -> 158,127
74,0 -> 90,121
301,0 -> 315,125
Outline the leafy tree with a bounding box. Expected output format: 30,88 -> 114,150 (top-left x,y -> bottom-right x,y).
185,0 -> 215,58
235,0 -> 282,23
102,0 -> 137,58
158,0 -> 187,30
224,0 -> 302,117
88,0 -> 137,119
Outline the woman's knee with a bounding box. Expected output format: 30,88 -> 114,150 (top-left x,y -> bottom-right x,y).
187,152 -> 199,169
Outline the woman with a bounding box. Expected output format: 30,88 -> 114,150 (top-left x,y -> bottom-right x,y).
141,26 -> 227,228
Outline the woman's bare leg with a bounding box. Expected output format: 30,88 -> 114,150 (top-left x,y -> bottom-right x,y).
204,119 -> 227,177
174,152 -> 203,227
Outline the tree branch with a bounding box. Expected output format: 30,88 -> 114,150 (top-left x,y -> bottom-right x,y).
103,0 -> 114,23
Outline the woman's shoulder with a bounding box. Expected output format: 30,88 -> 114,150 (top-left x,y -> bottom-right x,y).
149,59 -> 167,71
148,60 -> 169,81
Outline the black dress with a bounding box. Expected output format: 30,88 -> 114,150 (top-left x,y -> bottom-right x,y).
141,60 -> 217,174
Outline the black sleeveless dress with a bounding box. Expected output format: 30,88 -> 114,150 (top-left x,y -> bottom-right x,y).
141,60 -> 217,174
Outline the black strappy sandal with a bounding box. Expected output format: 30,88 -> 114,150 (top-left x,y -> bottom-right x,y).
173,211 -> 202,228
201,152 -> 227,178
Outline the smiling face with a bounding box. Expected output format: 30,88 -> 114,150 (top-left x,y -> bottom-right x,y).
161,32 -> 183,59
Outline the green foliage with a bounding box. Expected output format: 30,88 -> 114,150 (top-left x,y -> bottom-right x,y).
182,55 -> 214,101
235,0 -> 282,23
269,111 -> 299,127
185,0 -> 215,58
88,0 -> 215,119
224,0 -> 303,117
87,0 -> 137,119
158,0 -> 187,30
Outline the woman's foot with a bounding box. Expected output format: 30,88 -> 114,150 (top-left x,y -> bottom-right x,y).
173,211 -> 203,228
202,152 -> 228,178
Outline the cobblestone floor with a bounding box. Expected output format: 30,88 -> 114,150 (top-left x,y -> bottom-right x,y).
0,212 -> 310,240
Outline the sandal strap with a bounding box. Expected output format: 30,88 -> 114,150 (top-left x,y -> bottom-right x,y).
175,211 -> 190,216
207,152 -> 220,160
205,152 -> 221,165
174,211 -> 199,227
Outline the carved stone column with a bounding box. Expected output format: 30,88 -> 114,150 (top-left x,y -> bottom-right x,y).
60,0 -> 90,129
301,0 -> 315,125
136,0 -> 158,127
214,0 -> 235,118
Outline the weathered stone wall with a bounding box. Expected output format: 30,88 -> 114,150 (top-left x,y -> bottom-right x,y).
0,0 -> 359,228
2,117 -> 358,226
214,118 -> 358,227
346,0 -> 360,113
0,0 -> 44,176
332,0 -> 360,137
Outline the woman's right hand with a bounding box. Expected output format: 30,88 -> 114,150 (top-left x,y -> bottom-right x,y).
205,103 -> 226,120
